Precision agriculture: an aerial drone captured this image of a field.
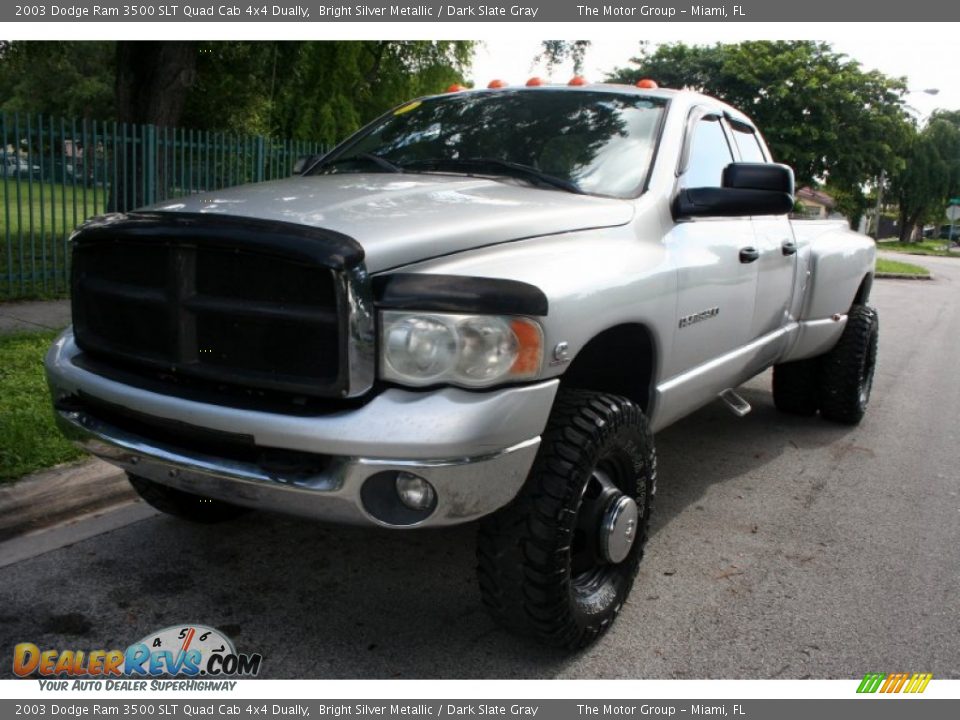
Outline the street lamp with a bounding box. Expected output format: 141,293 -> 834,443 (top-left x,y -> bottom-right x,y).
872,88 -> 941,240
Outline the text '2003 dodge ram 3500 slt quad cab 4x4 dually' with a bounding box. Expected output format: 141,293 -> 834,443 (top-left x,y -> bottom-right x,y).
46,84 -> 877,649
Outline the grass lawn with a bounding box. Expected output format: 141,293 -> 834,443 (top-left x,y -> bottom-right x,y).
877,239 -> 955,257
0,330 -> 85,482
875,257 -> 931,277
0,177 -> 104,237
1,177 -> 104,300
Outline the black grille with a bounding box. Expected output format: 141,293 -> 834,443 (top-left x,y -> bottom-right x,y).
71,212 -> 366,398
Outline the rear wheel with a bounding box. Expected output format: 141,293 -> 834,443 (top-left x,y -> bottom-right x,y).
128,474 -> 247,523
818,304 -> 879,425
476,390 -> 656,649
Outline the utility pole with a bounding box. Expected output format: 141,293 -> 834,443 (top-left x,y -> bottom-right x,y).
873,169 -> 885,240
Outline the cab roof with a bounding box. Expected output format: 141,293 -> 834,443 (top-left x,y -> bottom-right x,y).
422,83 -> 755,127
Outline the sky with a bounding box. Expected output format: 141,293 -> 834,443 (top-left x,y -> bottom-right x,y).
468,34 -> 957,122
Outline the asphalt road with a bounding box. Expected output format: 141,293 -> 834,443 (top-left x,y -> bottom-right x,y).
1,254 -> 958,679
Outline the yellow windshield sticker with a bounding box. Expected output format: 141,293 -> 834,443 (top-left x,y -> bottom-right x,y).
394,101 -> 422,115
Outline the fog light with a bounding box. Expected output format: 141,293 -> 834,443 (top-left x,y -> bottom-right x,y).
395,472 -> 436,510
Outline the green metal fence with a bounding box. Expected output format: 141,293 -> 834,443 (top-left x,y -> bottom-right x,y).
1,113 -> 326,300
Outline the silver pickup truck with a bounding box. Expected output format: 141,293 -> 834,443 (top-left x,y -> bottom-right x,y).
46,83 -> 877,649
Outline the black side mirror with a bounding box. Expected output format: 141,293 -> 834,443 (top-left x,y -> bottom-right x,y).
674,162 -> 795,218
722,162 -> 794,194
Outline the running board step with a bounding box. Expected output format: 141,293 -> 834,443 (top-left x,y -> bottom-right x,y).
718,389 -> 752,417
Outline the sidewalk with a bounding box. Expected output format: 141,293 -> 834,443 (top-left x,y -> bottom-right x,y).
0,298 -> 71,334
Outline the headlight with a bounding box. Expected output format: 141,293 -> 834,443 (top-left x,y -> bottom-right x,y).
380,311 -> 543,388
383,315 -> 458,380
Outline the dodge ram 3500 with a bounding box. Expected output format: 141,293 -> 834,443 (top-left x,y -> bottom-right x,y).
46,84 -> 877,648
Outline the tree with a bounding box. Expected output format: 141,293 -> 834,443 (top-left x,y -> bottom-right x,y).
177,41 -> 474,145
108,42 -> 200,209
0,41 -> 114,118
0,41 -> 473,145
269,41 -> 473,145
823,184 -> 870,232
535,41 -> 592,74
606,41 -> 913,199
114,42 -> 198,126
888,114 -> 960,242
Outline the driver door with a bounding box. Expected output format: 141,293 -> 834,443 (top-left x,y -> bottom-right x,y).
663,111 -> 759,381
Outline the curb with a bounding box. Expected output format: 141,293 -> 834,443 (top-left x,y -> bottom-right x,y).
875,272 -> 933,281
0,459 -> 135,542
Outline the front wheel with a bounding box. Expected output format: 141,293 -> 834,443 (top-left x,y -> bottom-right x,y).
476,390 -> 657,649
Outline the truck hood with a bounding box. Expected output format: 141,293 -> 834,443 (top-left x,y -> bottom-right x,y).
151,173 -> 634,273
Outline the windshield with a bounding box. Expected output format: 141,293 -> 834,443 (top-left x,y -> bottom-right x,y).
310,89 -> 667,198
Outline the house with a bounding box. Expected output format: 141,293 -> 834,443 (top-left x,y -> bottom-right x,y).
795,186 -> 836,219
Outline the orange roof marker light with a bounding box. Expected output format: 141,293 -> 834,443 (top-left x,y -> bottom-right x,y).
445,84 -> 467,93
487,79 -> 509,89
636,78 -> 659,89
526,77 -> 545,87
568,76 -> 588,87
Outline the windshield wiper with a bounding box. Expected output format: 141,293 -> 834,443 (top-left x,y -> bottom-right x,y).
315,152 -> 404,174
401,157 -> 585,194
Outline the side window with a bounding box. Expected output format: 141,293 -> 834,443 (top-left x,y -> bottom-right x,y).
731,126 -> 768,163
681,116 -> 734,189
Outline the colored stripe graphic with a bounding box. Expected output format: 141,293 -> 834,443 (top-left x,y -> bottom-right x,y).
889,673 -> 909,693
857,673 -> 885,693
857,672 -> 932,694
905,673 -> 933,694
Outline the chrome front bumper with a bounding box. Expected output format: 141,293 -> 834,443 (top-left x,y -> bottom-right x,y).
47,330 -> 556,528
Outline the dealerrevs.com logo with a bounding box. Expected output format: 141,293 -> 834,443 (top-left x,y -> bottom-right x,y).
13,624 -> 262,690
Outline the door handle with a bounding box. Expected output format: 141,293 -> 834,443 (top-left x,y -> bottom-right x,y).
782,240 -> 798,256
739,247 -> 760,263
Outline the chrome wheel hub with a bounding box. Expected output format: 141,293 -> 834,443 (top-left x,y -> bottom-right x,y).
599,493 -> 639,564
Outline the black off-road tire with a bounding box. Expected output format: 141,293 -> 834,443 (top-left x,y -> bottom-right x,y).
772,358 -> 820,416
476,389 -> 657,649
818,304 -> 879,425
128,474 -> 247,523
